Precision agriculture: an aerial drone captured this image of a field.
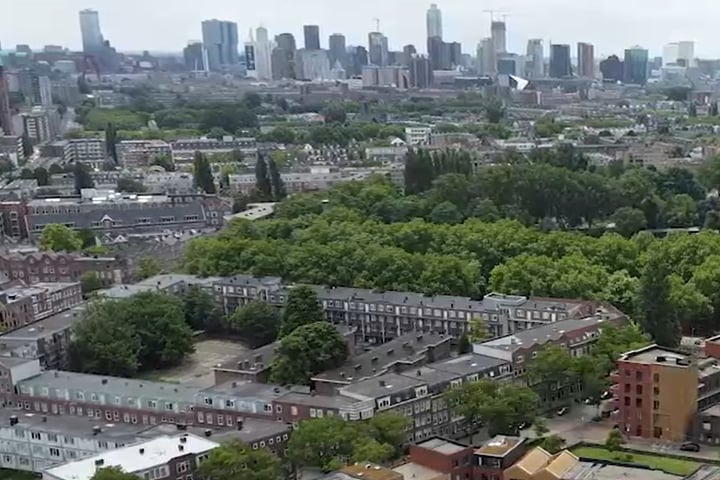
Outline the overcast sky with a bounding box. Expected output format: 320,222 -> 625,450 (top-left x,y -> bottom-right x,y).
3,0 -> 718,58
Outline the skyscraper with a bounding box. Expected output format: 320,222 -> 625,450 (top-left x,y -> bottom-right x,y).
250,27 -> 273,81
409,55 -> 432,88
577,42 -> 595,78
663,41 -> 694,67
351,46 -> 369,76
491,21 -> 507,55
526,39 -> 544,78
79,9 -> 104,52
272,33 -> 297,80
624,46 -> 649,85
0,66 -> 13,135
549,44 -> 572,78
328,34 -> 347,72
600,55 -> 624,82
477,38 -> 497,76
183,41 -> 207,71
304,25 -> 321,50
426,4 -> 443,40
402,44 -> 418,66
202,20 -> 239,71
368,32 -> 389,66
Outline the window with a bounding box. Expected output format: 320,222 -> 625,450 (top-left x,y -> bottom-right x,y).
653,373 -> 660,383
653,400 -> 660,410
624,396 -> 630,406
636,385 -> 643,395
48,434 -> 58,443
165,402 -> 174,411
99,441 -> 108,449
636,371 -> 643,381
49,448 -> 60,457
31,432 -> 41,440
635,398 -> 642,408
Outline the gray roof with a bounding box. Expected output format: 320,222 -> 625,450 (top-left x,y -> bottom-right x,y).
215,341 -> 277,373
429,353 -> 509,377
201,380 -> 289,402
683,465 -> 720,480
214,275 -> 283,289
274,391 -> 359,409
0,303 -> 87,340
398,366 -> 459,389
339,372 -> 426,399
19,370 -> 202,403
562,462 -> 683,480
415,437 -> 469,455
0,409 -> 146,441
138,418 -> 291,445
478,316 -> 611,354
312,331 -> 452,385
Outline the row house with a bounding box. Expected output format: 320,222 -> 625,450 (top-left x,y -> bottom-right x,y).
0,282 -> 82,331
0,250 -> 127,287
213,276 -> 599,344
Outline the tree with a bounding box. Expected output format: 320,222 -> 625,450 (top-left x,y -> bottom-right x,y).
40,224 -> 82,252
33,167 -> 49,186
254,156 -> 272,200
208,127 -> 229,140
605,429 -> 624,452
196,440 -> 280,480
533,417 -> 549,438
467,316 -> 488,343
485,97 -> 505,124
183,285 -> 223,332
193,151 -> 216,194
267,157 -> 287,201
152,155 -> 175,171
368,412 -> 411,457
610,207 -> 647,237
77,227 -> 97,249
90,467 -> 141,480
527,345 -> 576,405
134,256 -> 161,280
446,379 -> 539,436
287,416 -> 356,471
280,285 -> 325,337
227,301 -> 282,346
457,334 -> 472,354
429,201 -> 464,225
105,123 -> 119,164
69,301 -> 142,377
117,177 -> 146,193
80,271 -> 104,294
270,321 -> 348,385
638,249 -> 681,347
74,162 -> 95,193
541,434 -> 565,454
323,104 -> 347,124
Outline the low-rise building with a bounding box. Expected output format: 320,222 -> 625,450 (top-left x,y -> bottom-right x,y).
474,435 -> 527,480
0,250 -> 128,287
228,170 -> 345,195
42,434 -> 218,480
25,190 -> 228,237
117,140 -> 173,168
171,137 -> 257,166
405,126 -> 432,145
0,282 -> 82,331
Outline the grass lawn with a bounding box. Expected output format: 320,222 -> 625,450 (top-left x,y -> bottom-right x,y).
571,446 -> 701,476
0,469 -> 36,480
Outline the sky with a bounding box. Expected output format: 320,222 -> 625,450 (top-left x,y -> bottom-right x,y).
3,0 -> 719,58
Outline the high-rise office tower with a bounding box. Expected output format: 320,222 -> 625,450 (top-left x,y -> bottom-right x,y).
368,32 -> 389,66
272,33 -> 297,80
79,9 -> 104,52
202,20 -> 239,71
428,36 -> 450,70
491,21 -> 507,54
526,39 -> 544,78
0,67 -> 13,135
447,42 -> 462,68
351,46 -> 369,76
624,46 -> 649,85
304,25 -> 321,50
183,41 -> 207,71
328,34 -> 348,71
600,55 -> 624,82
577,42 -> 595,78
549,44 -> 572,78
402,44 -> 417,66
663,41 -> 694,67
477,38 -> 497,76
249,27 -> 272,81
17,69 -> 52,106
409,55 -> 433,88
426,4 -> 443,40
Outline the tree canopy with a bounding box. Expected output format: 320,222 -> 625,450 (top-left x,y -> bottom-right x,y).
40,224 -> 83,252
196,440 -> 280,480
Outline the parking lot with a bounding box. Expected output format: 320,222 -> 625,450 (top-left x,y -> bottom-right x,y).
142,337 -> 249,388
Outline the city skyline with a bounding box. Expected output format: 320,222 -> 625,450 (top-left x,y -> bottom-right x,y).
1,0 -> 717,58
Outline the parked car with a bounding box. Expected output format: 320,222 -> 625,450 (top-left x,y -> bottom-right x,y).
600,391 -> 612,400
556,407 -> 570,416
680,442 -> 701,452
518,421 -> 531,430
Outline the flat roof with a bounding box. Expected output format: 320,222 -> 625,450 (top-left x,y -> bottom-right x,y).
341,464 -> 402,480
201,380 -> 289,401
19,370 -> 202,403
392,462 -> 446,480
475,436 -> 525,457
340,373 -> 426,400
275,391 -> 359,409
138,418 -> 291,445
562,462 -> 683,480
0,409 -> 144,441
43,434 -> 218,480
0,303 -> 86,340
429,354 -> 509,377
416,437 -> 468,455
620,345 -> 693,367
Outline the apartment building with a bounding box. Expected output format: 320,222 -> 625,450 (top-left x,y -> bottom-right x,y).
0,201 -> 29,238
25,190 -> 228,237
0,250 -> 127,287
0,409 -> 149,474
228,170 -> 345,196
0,304 -> 86,370
100,274 -> 219,299
474,435 -> 527,480
43,434 -> 218,480
0,135 -> 24,166
117,140 -> 172,168
611,345 -> 698,442
42,139 -> 106,169
0,282 -> 82,331
170,137 -> 257,166
213,275 -> 599,344
405,126 -> 432,145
